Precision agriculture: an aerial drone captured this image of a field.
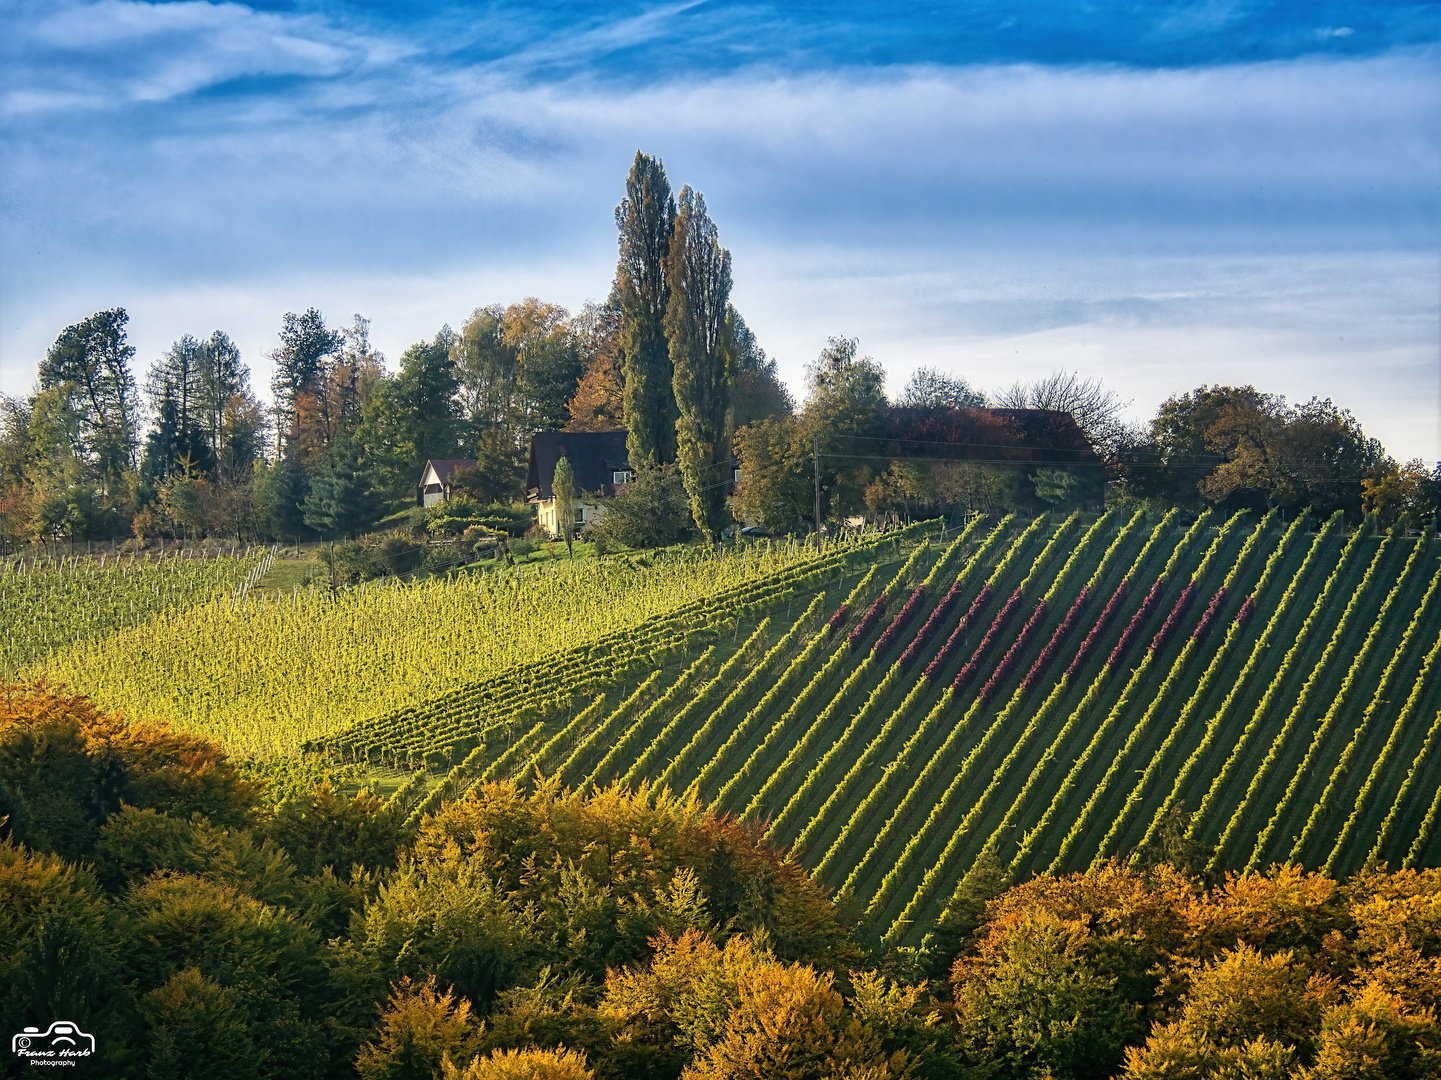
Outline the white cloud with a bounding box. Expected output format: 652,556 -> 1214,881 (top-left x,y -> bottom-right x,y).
3,0 -> 385,114
0,9 -> 1435,463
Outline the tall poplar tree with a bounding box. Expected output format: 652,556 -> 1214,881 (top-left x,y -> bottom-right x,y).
614,152 -> 676,469
665,186 -> 733,540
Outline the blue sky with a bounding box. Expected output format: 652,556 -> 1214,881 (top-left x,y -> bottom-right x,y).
2,0 -> 1438,460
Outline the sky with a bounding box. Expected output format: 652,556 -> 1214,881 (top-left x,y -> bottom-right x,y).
2,0 -> 1439,461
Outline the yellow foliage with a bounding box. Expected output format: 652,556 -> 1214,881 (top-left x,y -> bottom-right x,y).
681,959 -> 911,1080
442,1046 -> 594,1080
1184,864 -> 1344,961
601,928 -> 773,1053
1307,983 -> 1441,1080
356,976 -> 481,1080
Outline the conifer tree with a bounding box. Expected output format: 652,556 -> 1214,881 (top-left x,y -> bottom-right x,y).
614,152 -> 676,469
302,437 -> 371,540
665,186 -> 733,541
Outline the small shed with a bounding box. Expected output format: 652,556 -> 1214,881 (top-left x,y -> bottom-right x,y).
526,431 -> 631,536
416,459 -> 477,507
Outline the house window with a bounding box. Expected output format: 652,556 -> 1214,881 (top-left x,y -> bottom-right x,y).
575,507 -> 585,523
613,469 -> 632,485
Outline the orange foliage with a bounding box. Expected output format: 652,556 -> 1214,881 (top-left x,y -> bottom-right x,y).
566,352 -> 624,433
412,778 -> 850,964
0,679 -> 260,830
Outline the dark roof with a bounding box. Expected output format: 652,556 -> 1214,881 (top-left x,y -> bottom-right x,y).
880,407 -> 1101,466
420,459 -> 478,486
527,431 -> 631,501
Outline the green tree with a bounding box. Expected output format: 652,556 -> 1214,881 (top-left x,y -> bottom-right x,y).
120,875 -> 333,1078
731,417 -> 812,534
267,308 -> 344,458
38,308 -> 141,521
334,854 -> 539,1009
0,838 -> 133,1070
454,305 -> 517,436
356,976 -> 483,1080
451,300 -> 585,501
951,909 -> 1139,1080
666,186 -> 734,541
394,329 -> 462,461
898,368 -> 986,409
139,968 -> 261,1080
509,299 -> 588,434
615,152 -> 676,469
590,465 -> 690,548
552,455 -> 576,555
260,782 -> 404,879
197,331 -> 248,461
357,326 -> 465,501
1032,466 -> 1088,510
256,455 -> 310,543
142,335 -> 214,486
729,309 -> 792,428
303,437 -> 373,540
801,337 -> 888,529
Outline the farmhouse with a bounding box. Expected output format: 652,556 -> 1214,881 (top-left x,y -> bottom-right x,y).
416,459 -> 477,507
526,430 -> 632,537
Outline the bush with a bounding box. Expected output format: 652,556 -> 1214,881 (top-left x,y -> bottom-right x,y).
336,541 -> 380,584
458,526 -> 493,564
591,467 -> 691,550
373,532 -> 424,577
0,681 -> 260,859
427,501 -> 534,538
424,543 -> 466,574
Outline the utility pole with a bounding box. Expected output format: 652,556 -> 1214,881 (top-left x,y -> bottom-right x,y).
812,434 -> 822,539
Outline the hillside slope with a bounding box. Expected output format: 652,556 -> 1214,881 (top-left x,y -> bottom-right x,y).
316,512 -> 1440,945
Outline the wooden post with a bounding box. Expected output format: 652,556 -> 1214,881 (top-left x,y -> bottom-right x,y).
813,434 -> 821,537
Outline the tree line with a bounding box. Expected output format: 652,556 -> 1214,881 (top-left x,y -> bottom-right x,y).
2,151 -> 1434,554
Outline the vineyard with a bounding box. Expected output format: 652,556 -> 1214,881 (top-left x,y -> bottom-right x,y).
1,547 -> 268,675
299,510 -> 1439,946
33,536 -> 864,756
20,512 -> 1440,948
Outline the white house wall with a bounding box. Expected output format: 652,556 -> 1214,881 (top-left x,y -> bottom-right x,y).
536,499 -> 607,538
